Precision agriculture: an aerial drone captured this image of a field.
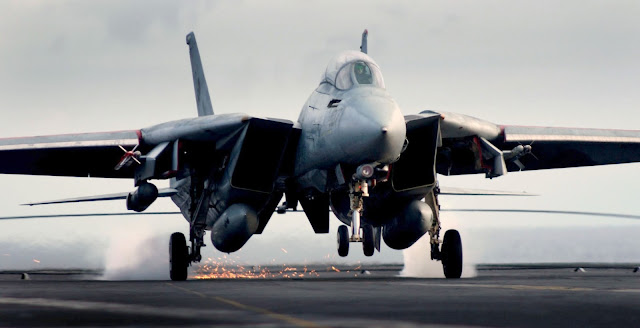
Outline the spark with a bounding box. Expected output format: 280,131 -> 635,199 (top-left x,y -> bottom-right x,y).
32,259 -> 40,263
281,248 -> 288,253
191,257 -> 319,280
331,266 -> 340,272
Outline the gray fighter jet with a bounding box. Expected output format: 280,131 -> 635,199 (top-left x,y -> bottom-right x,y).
2,30 -> 640,280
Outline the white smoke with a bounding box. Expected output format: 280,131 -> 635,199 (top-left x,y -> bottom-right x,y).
100,217 -> 185,280
101,232 -> 170,280
401,214 -> 477,278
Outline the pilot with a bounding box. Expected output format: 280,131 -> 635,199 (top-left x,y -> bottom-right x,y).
354,61 -> 373,84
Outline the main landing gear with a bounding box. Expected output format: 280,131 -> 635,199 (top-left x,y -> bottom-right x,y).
169,172 -> 211,281
428,228 -> 463,278
428,188 -> 463,278
337,178 -> 376,257
440,230 -> 463,279
169,232 -> 189,281
429,212 -> 463,278
169,227 -> 207,281
169,228 -> 206,281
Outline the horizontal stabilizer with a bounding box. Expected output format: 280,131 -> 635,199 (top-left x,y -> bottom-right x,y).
22,188 -> 178,206
441,208 -> 640,220
439,187 -> 535,196
0,211 -> 181,220
4,208 -> 639,221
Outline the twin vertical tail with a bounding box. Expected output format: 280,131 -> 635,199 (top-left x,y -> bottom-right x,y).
360,29 -> 368,54
186,32 -> 214,117
188,29 -> 367,116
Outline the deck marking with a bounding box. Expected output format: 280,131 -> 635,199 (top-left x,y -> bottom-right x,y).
400,282 -> 640,293
0,296 -> 232,319
401,282 -> 593,292
166,282 -> 323,328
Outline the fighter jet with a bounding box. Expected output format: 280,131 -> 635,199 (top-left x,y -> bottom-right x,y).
1,30 -> 639,280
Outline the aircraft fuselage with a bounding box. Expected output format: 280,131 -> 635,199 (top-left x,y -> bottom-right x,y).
293,51 -> 406,193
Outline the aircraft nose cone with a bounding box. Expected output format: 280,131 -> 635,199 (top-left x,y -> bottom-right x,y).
338,95 -> 406,164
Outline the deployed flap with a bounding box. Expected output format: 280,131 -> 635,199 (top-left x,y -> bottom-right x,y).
186,32 -> 214,117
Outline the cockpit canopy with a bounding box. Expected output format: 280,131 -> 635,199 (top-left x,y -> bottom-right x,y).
321,51 -> 385,90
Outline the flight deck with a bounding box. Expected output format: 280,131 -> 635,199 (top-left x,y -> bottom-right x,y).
1,264 -> 639,327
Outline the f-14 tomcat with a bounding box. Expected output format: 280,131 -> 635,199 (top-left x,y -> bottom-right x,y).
2,30 -> 640,280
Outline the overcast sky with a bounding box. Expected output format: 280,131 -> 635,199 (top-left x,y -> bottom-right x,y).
1,1 -> 639,277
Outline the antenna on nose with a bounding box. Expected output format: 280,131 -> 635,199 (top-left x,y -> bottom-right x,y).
360,29 -> 368,54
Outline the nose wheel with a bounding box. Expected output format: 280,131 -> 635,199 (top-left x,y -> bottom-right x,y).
362,225 -> 375,257
337,223 -> 375,257
337,225 -> 349,257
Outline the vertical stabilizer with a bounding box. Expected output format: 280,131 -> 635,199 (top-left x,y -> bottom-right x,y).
186,32 -> 214,117
360,29 -> 368,54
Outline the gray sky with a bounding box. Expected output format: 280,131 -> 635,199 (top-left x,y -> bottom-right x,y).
1,1 -> 639,276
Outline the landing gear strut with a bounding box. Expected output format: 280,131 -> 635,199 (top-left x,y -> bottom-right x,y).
337,178 -> 375,257
428,187 -> 463,278
189,227 -> 205,263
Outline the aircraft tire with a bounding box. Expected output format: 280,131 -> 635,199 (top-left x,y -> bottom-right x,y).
169,232 -> 189,281
337,225 -> 349,257
441,229 -> 463,279
362,225 -> 375,256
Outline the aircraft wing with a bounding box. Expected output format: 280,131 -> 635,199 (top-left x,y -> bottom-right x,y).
414,111 -> 640,177
499,126 -> 640,171
0,130 -> 141,178
0,113 -> 286,180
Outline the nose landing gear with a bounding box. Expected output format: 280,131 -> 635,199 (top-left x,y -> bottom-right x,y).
337,178 -> 375,257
